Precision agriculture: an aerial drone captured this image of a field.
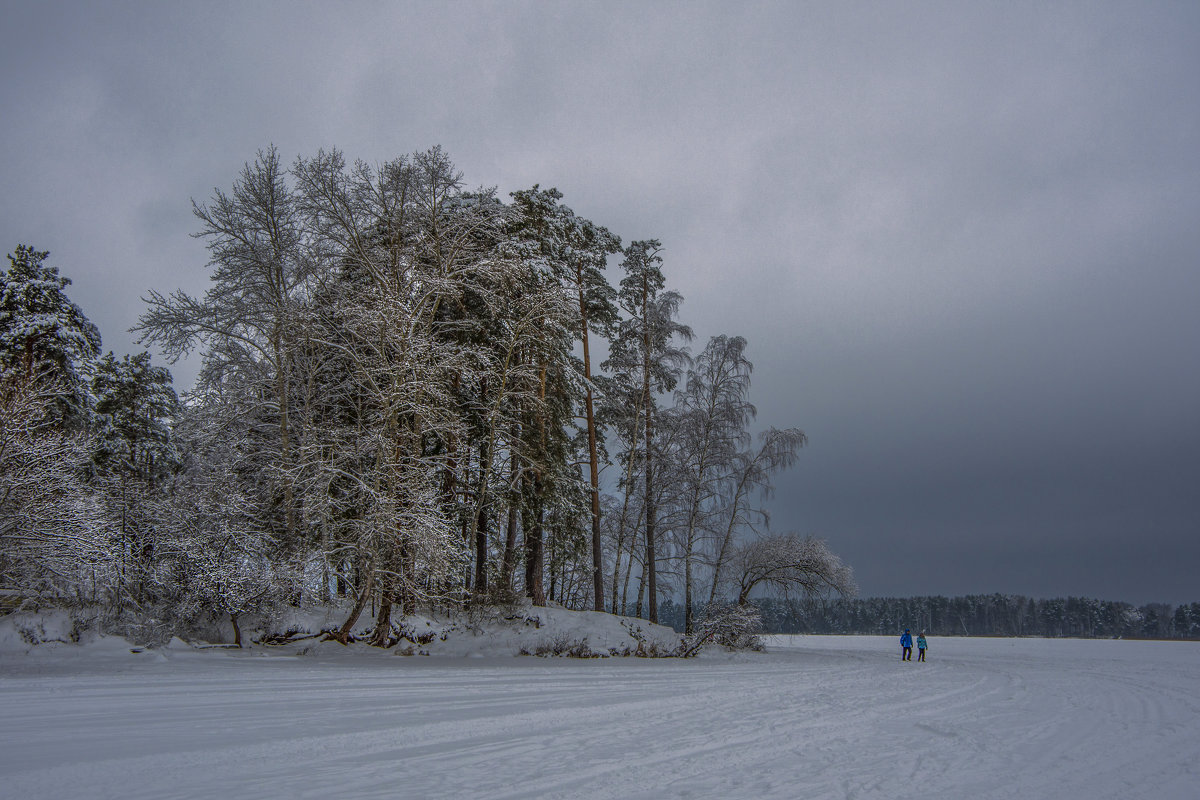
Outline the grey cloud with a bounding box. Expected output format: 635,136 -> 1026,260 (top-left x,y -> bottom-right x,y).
1,1 -> 1196,604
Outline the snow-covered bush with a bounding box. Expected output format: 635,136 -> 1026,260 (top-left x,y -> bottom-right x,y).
0,368 -> 117,602
682,603 -> 765,655
520,634 -> 604,658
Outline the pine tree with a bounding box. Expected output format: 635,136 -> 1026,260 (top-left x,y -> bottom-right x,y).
1,245 -> 102,427
509,187 -> 621,610
0,246 -> 110,600
90,351 -> 181,600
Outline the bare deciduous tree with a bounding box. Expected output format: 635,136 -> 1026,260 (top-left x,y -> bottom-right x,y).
137,146 -> 316,547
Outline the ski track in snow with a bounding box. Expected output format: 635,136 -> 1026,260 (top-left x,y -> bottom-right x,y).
2,636 -> 1197,799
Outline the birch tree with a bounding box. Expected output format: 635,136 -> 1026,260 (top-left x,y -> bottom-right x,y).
297,149 -> 461,634
666,335 -> 755,634
706,426 -> 807,607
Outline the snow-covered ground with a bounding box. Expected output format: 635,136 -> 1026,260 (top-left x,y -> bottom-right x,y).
2,632 -> 1197,799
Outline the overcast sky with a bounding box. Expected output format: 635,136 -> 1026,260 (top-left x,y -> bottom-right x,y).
3,1 -> 1197,604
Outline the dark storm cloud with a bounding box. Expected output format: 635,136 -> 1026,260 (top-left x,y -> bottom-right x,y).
1,1 -> 1196,603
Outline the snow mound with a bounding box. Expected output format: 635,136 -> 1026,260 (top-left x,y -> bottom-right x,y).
283,603 -> 687,658
0,608 -> 98,651
1,603 -> 689,659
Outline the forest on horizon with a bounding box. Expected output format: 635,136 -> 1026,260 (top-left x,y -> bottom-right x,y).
653,594 -> 1200,640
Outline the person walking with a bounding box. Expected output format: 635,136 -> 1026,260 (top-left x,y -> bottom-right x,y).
917,631 -> 928,662
900,629 -> 913,661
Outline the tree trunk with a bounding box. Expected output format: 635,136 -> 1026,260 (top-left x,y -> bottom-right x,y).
370,589 -> 394,647
474,502 -> 489,596
685,550 -> 694,635
399,541 -> 417,616
578,280 -> 605,612
610,531 -> 625,615
319,523 -> 332,604
634,561 -> 646,620
523,499 -> 546,607
230,613 -> 242,648
641,278 -> 658,624
644,396 -> 657,624
621,544 -> 635,617
501,486 -> 519,593
501,440 -> 520,592
708,507 -> 743,609
460,444 -> 473,586
525,361 -> 548,608
473,434 -> 491,596
331,562 -> 374,643
336,556 -> 350,597
275,338 -> 298,545
611,401 -> 642,614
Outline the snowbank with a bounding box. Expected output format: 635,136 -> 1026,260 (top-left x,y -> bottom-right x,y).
0,602 -> 688,660
0,607 -> 95,648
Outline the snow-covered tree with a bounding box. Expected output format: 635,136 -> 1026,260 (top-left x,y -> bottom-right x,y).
684,602 -> 764,654
0,245 -> 102,428
662,335 -> 755,633
292,147 -> 526,633
154,408 -> 293,646
89,351 -> 182,601
509,187 -> 621,610
136,146 -> 315,548
0,367 -> 113,600
497,217 -> 592,608
731,533 -> 855,606
0,247 -> 111,601
117,142 -> 858,641
706,426 -> 807,607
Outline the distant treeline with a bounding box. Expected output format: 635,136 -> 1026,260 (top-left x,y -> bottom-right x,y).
658,595 -> 1200,640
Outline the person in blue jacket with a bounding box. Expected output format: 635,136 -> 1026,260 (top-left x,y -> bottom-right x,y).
917,631 -> 928,661
900,629 -> 913,661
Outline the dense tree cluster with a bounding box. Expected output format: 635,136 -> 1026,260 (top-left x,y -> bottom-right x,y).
707,595 -> 1200,640
1,245 -> 166,604
1,145 -> 852,642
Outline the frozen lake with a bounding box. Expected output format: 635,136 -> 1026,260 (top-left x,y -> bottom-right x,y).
2,635 -> 1197,799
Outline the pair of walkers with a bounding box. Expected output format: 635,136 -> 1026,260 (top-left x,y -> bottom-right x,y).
900,629 -> 927,661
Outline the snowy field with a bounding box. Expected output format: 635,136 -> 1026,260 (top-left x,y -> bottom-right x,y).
2,634 -> 1197,799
